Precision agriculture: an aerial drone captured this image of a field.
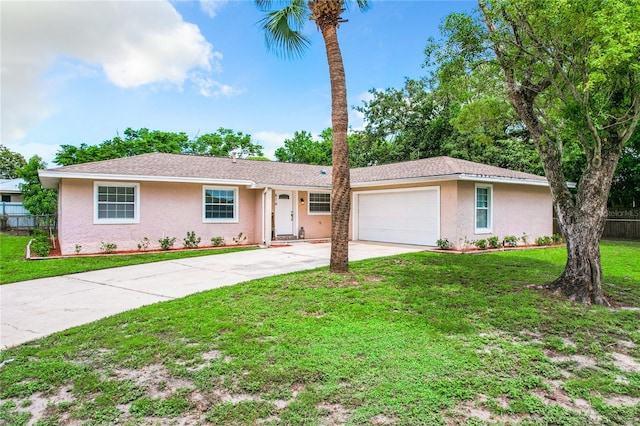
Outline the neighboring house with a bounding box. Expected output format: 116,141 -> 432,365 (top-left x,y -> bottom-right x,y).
0,178 -> 28,215
1,178 -> 34,230
38,153 -> 553,255
1,178 -> 24,203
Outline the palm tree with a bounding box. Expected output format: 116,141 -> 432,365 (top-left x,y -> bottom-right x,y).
256,0 -> 370,273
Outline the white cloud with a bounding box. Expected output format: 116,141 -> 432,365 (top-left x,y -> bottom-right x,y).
5,141 -> 60,167
191,72 -> 247,97
349,90 -> 375,131
200,0 -> 229,18
0,0 -> 232,143
252,131 -> 293,160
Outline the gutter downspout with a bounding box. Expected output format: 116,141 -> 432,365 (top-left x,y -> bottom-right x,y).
262,187 -> 269,245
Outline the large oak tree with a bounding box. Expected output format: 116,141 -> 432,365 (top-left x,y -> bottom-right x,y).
435,0 -> 640,305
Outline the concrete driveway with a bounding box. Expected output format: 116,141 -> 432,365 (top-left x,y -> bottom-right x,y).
1,242 -> 423,349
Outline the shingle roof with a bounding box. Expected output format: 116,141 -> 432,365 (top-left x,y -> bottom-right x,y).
351,156 -> 547,184
0,178 -> 25,193
41,153 -> 333,188
39,153 -> 547,189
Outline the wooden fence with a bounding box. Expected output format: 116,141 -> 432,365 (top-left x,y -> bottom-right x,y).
553,208 -> 640,240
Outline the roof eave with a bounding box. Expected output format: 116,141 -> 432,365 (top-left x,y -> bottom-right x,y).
352,173 -> 550,188
38,171 -> 256,189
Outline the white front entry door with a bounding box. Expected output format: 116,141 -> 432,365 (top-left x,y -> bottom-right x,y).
275,191 -> 294,236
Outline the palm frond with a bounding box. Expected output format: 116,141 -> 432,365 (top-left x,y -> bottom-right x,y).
349,0 -> 371,12
256,0 -> 311,58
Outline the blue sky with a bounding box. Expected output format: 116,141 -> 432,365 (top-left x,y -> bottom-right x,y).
2,0 -> 475,166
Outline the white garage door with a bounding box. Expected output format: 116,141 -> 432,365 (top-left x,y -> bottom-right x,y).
356,188 -> 440,246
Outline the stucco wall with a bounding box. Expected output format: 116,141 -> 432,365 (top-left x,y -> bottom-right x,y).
297,190 -> 332,239
455,181 -> 552,248
57,179 -> 259,255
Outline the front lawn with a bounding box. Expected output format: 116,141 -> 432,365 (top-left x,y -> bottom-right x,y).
1,242 -> 639,425
0,233 -> 256,285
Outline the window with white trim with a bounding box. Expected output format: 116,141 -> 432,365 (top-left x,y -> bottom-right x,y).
475,184 -> 492,233
94,182 -> 139,224
203,186 -> 238,222
308,192 -> 331,214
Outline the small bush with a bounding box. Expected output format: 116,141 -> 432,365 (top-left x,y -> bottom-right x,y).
436,238 -> 452,250
475,239 -> 488,250
211,236 -> 226,247
521,232 -> 530,245
159,237 -> 176,251
535,236 -> 553,246
552,233 -> 564,244
100,241 -> 118,254
74,244 -> 82,255
503,235 -> 518,247
487,236 -> 501,249
31,238 -> 51,257
233,232 -> 247,245
183,231 -> 201,249
137,237 -> 150,251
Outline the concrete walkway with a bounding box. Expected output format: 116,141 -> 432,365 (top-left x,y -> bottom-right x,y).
1,242 -> 423,349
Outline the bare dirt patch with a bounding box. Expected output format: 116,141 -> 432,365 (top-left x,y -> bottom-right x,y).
112,364 -> 193,398
318,402 -> 350,426
604,395 -> 640,407
370,414 -> 397,424
610,352 -> 640,373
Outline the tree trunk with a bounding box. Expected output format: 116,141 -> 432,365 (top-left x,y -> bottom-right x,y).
320,23 -> 351,273
548,214 -> 609,305
499,76 -> 623,306
546,140 -> 622,305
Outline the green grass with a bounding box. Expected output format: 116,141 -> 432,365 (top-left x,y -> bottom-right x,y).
1,241 -> 638,425
0,233 -> 256,284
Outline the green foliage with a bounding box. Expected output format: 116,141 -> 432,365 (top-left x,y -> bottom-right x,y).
137,237 -> 150,251
0,145 -> 26,179
427,0 -> 640,217
210,236 -> 226,247
187,128 -> 263,159
15,156 -> 57,215
503,235 -> 518,247
487,236 -> 501,249
53,128 -> 263,166
274,129 -> 333,165
100,241 -> 117,254
610,129 -> 640,207
158,237 -> 176,251
552,234 -> 564,245
183,231 -> 201,249
535,236 -> 553,246
129,396 -> 191,417
29,229 -> 51,257
475,239 -> 488,250
74,244 -> 82,255
352,77 -> 544,174
436,238 -> 452,250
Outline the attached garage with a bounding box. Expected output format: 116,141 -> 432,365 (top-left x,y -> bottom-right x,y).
353,187 -> 440,246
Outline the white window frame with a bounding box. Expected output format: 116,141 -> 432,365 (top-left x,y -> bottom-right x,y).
307,191 -> 331,215
203,186 -> 239,223
94,181 -> 140,224
475,183 -> 493,234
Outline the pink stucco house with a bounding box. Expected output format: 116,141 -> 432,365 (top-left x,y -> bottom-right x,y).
38,153 -> 553,255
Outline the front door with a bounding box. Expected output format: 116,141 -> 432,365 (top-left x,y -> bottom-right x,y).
275,191 -> 294,236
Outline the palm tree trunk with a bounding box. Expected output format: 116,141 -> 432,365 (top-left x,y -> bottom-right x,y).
320,24 -> 350,273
